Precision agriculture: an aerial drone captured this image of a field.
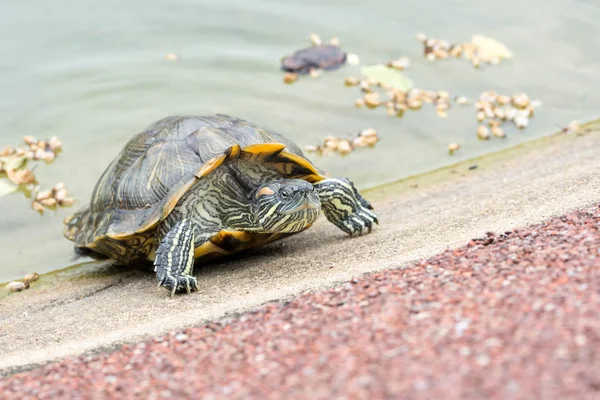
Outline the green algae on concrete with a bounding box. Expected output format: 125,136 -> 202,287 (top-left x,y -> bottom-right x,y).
364,117 -> 600,202
0,260 -> 126,302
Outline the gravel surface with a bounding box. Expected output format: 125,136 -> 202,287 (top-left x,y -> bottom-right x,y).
2,205 -> 600,399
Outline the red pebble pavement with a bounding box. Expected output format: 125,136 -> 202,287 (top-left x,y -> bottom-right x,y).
2,205 -> 600,399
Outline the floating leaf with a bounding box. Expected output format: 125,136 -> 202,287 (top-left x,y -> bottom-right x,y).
360,64 -> 415,91
471,34 -> 513,60
0,179 -> 18,198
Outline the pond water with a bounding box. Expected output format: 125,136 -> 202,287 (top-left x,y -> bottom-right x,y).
1,0 -> 599,282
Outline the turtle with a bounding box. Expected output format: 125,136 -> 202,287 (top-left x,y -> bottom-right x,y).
63,114 -> 378,296
281,44 -> 347,74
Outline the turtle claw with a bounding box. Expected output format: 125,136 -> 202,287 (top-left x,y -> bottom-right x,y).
158,274 -> 198,297
337,205 -> 379,237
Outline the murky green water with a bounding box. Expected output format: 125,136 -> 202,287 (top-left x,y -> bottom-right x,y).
1,0 -> 599,282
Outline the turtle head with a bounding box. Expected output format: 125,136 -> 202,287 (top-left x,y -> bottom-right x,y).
251,179 -> 321,233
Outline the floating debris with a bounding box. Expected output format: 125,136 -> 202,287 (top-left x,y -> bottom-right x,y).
477,125 -> 491,140
1,136 -> 72,214
344,76 -> 360,87
387,57 -> 411,71
473,91 -> 542,139
6,167 -> 37,186
283,72 -> 298,84
306,129 -> 379,156
455,96 -> 470,105
281,34 -> 348,77
31,182 -> 74,215
448,143 -> 461,155
491,123 -> 506,138
309,33 -> 322,46
418,33 -> 513,68
363,92 -> 381,109
0,135 -> 63,168
347,76 -> 471,119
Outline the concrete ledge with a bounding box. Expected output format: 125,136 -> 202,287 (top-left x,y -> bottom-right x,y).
1,124 -> 599,376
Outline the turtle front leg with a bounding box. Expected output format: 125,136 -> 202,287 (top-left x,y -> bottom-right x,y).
154,219 -> 198,296
313,178 -> 379,237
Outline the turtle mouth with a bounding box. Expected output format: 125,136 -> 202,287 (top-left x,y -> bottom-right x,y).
282,198 -> 321,215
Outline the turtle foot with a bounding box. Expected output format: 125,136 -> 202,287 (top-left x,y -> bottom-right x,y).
158,274 -> 198,297
314,177 -> 379,237
154,218 -> 198,296
334,203 -> 379,237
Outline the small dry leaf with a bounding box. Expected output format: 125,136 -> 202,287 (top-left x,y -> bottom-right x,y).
0,146 -> 14,157
36,189 -> 53,200
283,73 -> 298,84
48,136 -> 62,151
388,57 -> 410,71
359,128 -> 377,138
23,272 -> 39,284
39,197 -> 58,208
337,140 -> 353,155
514,115 -> 529,129
354,98 -> 365,108
7,168 -> 36,185
407,98 -> 423,110
59,197 -> 75,207
436,109 -> 448,118
492,125 -> 506,138
309,33 -> 322,46
344,77 -> 360,87
448,143 -> 460,155
31,201 -> 45,214
477,125 -> 491,140
364,92 -> 381,108
455,96 -> 470,105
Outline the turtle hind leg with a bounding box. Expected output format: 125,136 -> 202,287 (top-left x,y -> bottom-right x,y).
154,218 -> 198,296
313,178 -> 379,237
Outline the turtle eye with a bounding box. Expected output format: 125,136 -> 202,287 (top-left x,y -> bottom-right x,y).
280,189 -> 291,199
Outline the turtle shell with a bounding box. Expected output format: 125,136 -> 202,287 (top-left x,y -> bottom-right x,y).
63,114 -> 327,259
281,44 -> 347,74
